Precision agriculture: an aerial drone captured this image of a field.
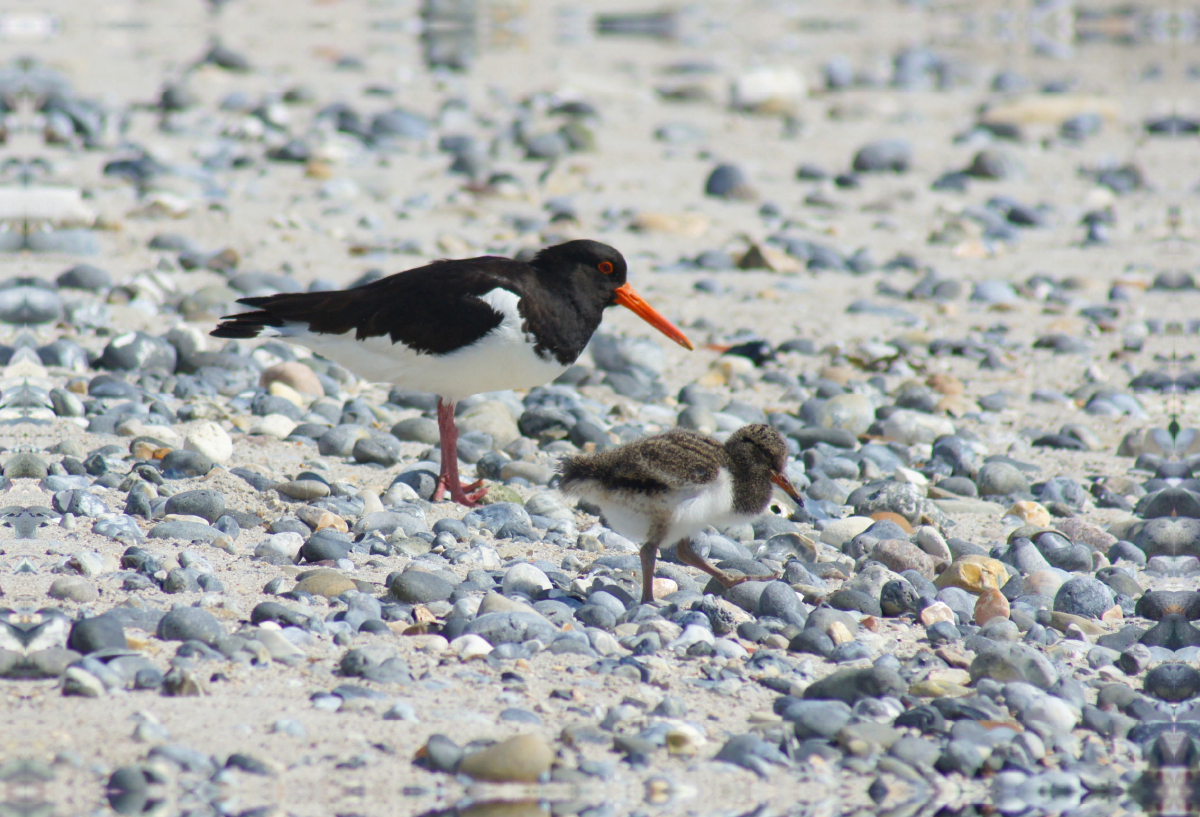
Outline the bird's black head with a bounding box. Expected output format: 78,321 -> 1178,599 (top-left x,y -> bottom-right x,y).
531,239 -> 628,297
530,240 -> 693,351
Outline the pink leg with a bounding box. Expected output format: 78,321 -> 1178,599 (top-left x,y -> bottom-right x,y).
676,539 -> 779,589
433,398 -> 487,506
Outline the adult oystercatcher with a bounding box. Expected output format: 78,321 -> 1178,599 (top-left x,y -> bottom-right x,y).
211,240 -> 692,505
558,424 -> 802,603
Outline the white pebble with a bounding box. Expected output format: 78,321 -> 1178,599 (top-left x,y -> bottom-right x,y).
185,422 -> 233,464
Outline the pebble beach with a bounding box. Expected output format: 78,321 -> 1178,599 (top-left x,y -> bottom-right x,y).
2,1 -> 1200,815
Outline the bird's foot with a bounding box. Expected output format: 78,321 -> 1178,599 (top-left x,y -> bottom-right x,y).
441,478 -> 487,507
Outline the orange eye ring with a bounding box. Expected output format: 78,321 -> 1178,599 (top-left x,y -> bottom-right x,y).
598,261 -> 614,274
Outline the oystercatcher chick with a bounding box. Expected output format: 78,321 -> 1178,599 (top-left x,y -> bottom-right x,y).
211,240 -> 692,505
558,424 -> 802,604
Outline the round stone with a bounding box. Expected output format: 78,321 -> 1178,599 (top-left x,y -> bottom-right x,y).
458,735 -> 553,782
870,539 -> 937,580
969,642 -> 1058,689
164,490 -> 225,524
880,580 -> 918,616
157,607 -> 224,645
802,665 -> 905,704
756,581 -> 807,626
295,570 -> 356,598
464,611 -> 557,644
499,461 -> 554,484
260,361 -> 324,396
975,462 -> 1029,497
276,480 -> 330,500
299,536 -> 350,562
48,576 -> 99,603
100,331 -> 177,372
0,285 -> 64,324
853,138 -> 911,173
68,615 -> 126,654
974,588 -> 1010,626
501,563 -> 552,597
249,414 -> 298,439
318,425 -> 372,457
390,571 -> 454,604
934,556 -> 1010,594
1053,577 -> 1115,619
353,436 -> 402,466
704,163 -> 753,199
879,410 -> 955,445
1144,663 -> 1200,702
184,422 -> 233,464
810,394 -> 875,435
391,417 -> 441,444
456,401 -> 520,449
148,521 -> 224,544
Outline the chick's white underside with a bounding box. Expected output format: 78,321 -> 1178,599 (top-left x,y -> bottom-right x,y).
564,469 -> 746,546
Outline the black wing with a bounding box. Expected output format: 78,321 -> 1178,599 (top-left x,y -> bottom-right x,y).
211,257 -> 532,355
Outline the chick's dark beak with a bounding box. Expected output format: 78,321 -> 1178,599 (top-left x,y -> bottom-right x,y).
770,470 -> 803,504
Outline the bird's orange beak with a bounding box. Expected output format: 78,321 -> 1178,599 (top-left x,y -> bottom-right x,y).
613,283 -> 693,350
770,470 -> 804,504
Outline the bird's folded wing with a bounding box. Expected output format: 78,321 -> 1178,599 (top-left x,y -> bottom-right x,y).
212,257 -> 526,355
562,431 -> 721,493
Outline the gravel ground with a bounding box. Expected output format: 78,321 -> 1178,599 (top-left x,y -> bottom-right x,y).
2,1 -> 1200,816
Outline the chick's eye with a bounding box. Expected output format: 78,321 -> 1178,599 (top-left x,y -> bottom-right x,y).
598,261 -> 614,274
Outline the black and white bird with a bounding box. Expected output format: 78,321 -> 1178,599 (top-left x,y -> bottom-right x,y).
211,240 -> 692,505
558,424 -> 803,604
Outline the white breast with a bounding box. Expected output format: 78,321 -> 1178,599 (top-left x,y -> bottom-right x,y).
275,288 -> 569,402
564,469 -> 747,547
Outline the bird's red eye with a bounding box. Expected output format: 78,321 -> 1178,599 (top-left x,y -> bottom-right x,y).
598,261 -> 614,274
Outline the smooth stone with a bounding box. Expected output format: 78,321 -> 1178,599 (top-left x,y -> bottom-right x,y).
260,362 -> 323,396
463,611 -> 557,644
157,608 -> 223,645
390,571 -> 454,603
295,570 -> 355,598
353,436 -> 402,466
148,521 -> 224,544
820,517 -> 874,548
391,417 -> 441,445
456,401 -> 520,449
879,410 -> 955,445
974,588 -> 1011,625
48,576 -> 99,603
458,734 -> 554,782
1053,577 -> 1115,619
1143,663 -> 1200,702
871,539 -> 939,579
713,733 -> 792,778
810,394 -> 876,435
164,490 -> 225,524
184,422 -> 233,464
502,563 -> 552,597
970,642 -> 1058,689
935,556 -> 1010,595
853,138 -> 911,173
276,480 -> 331,500
976,462 -> 1030,497
68,615 -> 126,654
756,582 -> 807,627
802,666 -> 905,704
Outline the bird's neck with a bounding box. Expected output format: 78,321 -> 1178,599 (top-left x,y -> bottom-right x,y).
527,275 -> 608,366
724,453 -> 772,515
